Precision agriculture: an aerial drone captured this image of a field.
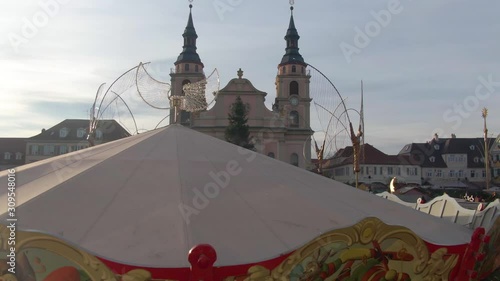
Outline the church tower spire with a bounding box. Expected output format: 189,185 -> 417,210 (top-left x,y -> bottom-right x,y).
170,2 -> 205,126
175,3 -> 203,67
280,6 -> 306,66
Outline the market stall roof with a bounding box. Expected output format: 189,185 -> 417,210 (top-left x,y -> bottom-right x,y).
0,125 -> 473,267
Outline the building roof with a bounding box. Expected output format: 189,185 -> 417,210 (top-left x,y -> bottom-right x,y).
28,119 -> 130,142
399,137 -> 495,169
0,125 -> 473,267
326,143 -> 409,168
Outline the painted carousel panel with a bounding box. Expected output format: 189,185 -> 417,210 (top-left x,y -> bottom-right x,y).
224,217 -> 463,281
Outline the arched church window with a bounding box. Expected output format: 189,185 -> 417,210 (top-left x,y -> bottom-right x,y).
195,65 -> 199,72
292,65 -> 296,73
185,64 -> 190,71
268,152 -> 275,158
291,153 -> 299,166
301,67 -> 305,74
289,81 -> 299,96
282,66 -> 286,74
289,111 -> 299,127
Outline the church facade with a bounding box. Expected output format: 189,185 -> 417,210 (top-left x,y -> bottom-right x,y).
169,4 -> 313,169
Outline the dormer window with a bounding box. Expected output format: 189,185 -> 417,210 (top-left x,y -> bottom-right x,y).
4,152 -> 11,160
15,152 -> 22,160
77,128 -> 86,138
474,157 -> 479,163
59,127 -> 68,138
434,144 -> 440,150
429,156 -> 435,163
469,145 -> 475,151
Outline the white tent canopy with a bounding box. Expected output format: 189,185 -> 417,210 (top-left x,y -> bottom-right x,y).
0,125 -> 473,267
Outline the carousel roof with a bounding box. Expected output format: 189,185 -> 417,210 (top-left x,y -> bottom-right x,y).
0,125 -> 473,267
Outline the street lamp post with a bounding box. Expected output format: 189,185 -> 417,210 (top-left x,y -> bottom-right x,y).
482,108 -> 490,190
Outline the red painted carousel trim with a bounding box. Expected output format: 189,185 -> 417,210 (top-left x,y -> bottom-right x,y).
423,240 -> 469,280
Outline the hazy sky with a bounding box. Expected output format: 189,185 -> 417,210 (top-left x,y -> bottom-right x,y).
1,0 -> 499,154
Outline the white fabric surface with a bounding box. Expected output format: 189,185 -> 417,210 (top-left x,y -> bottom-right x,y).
0,125 -> 473,267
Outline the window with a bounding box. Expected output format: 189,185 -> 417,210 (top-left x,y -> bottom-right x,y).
448,155 -> 456,162
474,157 -> 479,163
95,129 -> 103,140
471,170 -> 475,178
268,152 -> 275,158
59,146 -> 67,154
195,65 -> 199,72
482,170 -> 486,178
429,156 -> 435,163
427,170 -> 433,177
374,167 -> 377,175
292,65 -> 297,73
387,167 -> 393,175
397,167 -> 401,176
282,66 -> 285,74
289,81 -> 299,96
301,67 -> 305,74
59,127 -> 68,137
44,145 -> 55,155
496,155 -> 500,161
470,145 -> 475,151
407,168 -> 417,176
4,152 -> 11,160
289,111 -> 299,127
291,153 -> 299,166
360,166 -> 364,175
449,170 -> 455,178
379,167 -> 383,175
29,145 -> 39,155
15,152 -> 22,160
458,170 -> 464,178
434,144 -> 440,150
436,170 -> 442,177
184,64 -> 189,71
77,128 -> 86,138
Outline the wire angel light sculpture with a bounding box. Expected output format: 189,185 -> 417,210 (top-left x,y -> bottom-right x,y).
88,62 -> 220,144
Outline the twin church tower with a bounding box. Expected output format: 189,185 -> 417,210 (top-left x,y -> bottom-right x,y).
169,3 -> 313,168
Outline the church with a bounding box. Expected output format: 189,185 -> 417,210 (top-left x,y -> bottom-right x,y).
168,3 -> 314,169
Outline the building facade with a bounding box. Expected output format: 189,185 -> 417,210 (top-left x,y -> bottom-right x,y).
0,138 -> 27,171
25,119 -> 130,163
323,144 -> 421,185
492,134 -> 500,180
169,5 -> 313,168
